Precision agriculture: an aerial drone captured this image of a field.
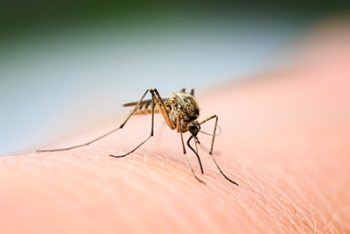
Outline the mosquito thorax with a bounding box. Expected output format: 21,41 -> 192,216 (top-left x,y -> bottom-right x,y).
173,93 -> 200,116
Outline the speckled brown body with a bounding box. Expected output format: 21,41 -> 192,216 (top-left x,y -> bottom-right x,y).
126,90 -> 200,134
165,93 -> 200,133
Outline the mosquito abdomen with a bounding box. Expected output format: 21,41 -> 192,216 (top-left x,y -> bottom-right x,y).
132,102 -> 161,115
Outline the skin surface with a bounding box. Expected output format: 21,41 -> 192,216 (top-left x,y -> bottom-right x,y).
1,19 -> 350,234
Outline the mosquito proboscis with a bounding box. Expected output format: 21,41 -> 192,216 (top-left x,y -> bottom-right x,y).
37,87 -> 238,186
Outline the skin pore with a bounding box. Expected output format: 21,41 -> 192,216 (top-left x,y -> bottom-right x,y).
1,19 -> 350,234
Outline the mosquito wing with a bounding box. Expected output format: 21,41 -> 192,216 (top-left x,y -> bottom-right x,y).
123,99 -> 151,107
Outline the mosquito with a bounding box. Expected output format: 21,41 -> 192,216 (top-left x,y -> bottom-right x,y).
37,87 -> 238,186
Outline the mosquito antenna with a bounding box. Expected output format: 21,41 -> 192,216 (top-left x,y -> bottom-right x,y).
200,124 -> 222,136
187,135 -> 204,174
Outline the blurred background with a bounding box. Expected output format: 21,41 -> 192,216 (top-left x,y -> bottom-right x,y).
1,0 -> 349,156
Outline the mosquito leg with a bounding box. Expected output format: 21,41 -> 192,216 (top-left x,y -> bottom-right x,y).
152,88 -> 175,130
184,153 -> 206,184
110,89 -> 156,158
200,115 -> 239,186
37,88 -> 152,153
180,132 -> 205,184
111,88 -> 176,158
36,127 -> 123,152
210,154 -> 239,186
199,115 -> 219,155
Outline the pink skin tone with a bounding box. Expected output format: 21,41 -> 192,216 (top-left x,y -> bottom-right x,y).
1,19 -> 350,234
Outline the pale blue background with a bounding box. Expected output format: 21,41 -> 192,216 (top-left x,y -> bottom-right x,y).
0,9 -> 320,155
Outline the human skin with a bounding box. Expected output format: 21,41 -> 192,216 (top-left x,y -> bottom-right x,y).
1,21 -> 350,234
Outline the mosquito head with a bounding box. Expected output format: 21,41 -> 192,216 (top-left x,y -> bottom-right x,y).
188,120 -> 201,138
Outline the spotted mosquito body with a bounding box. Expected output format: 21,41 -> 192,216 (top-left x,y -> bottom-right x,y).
124,99 -> 163,115
37,87 -> 238,186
